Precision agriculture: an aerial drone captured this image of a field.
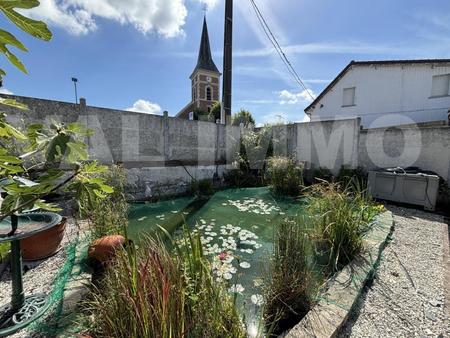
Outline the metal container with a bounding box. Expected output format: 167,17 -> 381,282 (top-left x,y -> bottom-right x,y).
368,169 -> 439,211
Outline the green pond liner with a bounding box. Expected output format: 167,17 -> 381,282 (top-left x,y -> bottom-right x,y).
128,196 -> 209,242
127,187 -> 307,333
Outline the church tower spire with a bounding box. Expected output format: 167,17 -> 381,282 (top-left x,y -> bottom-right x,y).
176,16 -> 221,120
192,17 -> 219,75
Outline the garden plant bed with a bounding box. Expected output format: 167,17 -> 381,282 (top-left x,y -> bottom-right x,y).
285,211 -> 394,338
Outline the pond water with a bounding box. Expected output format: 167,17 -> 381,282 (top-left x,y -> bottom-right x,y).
128,196 -> 195,241
128,187 -> 304,334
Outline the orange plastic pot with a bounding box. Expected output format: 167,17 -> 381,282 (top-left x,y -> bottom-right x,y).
21,217 -> 67,261
88,235 -> 125,264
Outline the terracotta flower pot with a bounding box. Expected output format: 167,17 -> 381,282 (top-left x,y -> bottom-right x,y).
88,235 -> 125,264
21,217 -> 67,261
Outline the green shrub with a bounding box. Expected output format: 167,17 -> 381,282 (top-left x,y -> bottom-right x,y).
84,233 -> 245,338
267,157 -> 304,196
189,179 -> 214,197
80,164 -> 129,239
264,219 -> 319,335
336,165 -> 367,190
232,109 -> 255,127
311,167 -> 333,183
0,243 -> 9,263
223,167 -> 264,188
306,182 -> 381,272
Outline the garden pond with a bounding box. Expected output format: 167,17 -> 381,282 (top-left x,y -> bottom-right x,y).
128,187 -> 305,333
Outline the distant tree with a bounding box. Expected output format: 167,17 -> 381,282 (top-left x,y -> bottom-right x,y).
232,109 -> 255,127
209,102 -> 221,122
193,109 -> 211,121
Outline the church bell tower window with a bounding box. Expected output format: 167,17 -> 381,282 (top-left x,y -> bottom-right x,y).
206,86 -> 212,101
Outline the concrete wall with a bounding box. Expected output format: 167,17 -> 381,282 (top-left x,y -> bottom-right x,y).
359,124 -> 450,182
269,118 -> 360,175
3,94 -> 449,198
270,118 -> 449,182
1,94 -> 240,198
310,62 -> 450,128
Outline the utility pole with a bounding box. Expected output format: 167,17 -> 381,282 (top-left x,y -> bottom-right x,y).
221,0 -> 233,125
71,77 -> 78,104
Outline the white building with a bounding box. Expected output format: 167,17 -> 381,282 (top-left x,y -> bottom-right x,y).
305,59 -> 450,128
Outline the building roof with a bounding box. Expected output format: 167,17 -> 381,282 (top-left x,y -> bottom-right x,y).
305,59 -> 450,114
192,17 -> 220,75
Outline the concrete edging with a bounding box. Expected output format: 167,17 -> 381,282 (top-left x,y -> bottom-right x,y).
285,211 -> 394,338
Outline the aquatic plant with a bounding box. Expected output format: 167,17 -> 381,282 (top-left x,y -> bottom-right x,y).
311,167 -> 333,184
188,178 -> 214,197
263,219 -> 319,335
306,182 -> 381,272
84,233 -> 246,338
336,165 -> 367,190
267,156 -> 304,196
174,219 -> 262,283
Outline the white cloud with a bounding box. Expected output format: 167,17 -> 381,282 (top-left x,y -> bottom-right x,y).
0,88 -> 13,95
279,89 -> 316,105
24,0 -> 188,37
126,99 -> 162,114
303,79 -> 332,84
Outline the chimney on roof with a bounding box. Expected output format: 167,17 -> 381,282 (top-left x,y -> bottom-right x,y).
79,97 -> 86,107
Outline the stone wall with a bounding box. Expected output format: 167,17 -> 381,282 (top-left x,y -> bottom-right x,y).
3,94 -> 449,198
269,118 -> 449,181
268,118 -> 361,175
359,124 -> 450,182
1,94 -> 239,198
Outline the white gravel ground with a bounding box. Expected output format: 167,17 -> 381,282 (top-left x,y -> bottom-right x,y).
340,206 -> 450,338
0,218 -> 79,338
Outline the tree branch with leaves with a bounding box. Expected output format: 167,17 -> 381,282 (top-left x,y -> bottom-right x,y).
0,1 -> 113,232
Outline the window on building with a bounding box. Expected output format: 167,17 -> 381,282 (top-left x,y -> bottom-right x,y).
192,88 -> 196,101
343,87 -> 356,106
431,74 -> 450,97
206,86 -> 212,101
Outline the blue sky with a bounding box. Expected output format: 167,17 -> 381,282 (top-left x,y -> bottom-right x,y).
1,0 -> 450,125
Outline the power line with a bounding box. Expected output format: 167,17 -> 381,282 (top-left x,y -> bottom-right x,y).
249,0 -> 315,101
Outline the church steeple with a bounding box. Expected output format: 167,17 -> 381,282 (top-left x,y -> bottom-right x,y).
192,17 -> 219,75
177,16 -> 221,120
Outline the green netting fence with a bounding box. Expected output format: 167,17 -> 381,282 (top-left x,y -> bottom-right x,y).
26,230 -> 91,337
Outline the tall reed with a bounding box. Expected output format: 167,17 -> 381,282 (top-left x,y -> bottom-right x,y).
84,232 -> 245,338
306,182 -> 379,272
263,219 -> 319,335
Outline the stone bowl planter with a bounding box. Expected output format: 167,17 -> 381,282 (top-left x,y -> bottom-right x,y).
21,217 -> 67,261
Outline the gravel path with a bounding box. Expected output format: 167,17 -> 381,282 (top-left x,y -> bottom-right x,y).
0,218 -> 79,338
340,206 -> 450,337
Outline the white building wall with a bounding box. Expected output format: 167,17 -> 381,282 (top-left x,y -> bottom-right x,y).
310,63 -> 450,128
